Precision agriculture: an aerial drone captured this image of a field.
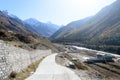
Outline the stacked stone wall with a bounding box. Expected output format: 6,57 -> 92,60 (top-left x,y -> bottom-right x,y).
0,40 -> 51,80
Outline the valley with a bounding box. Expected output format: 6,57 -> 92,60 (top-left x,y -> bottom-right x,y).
0,0 -> 120,80
51,0 -> 120,55
55,44 -> 120,80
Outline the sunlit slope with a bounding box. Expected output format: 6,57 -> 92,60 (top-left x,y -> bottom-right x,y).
51,0 -> 120,54
0,11 -> 57,51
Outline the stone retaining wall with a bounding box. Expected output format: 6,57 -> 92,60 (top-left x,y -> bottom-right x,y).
0,40 -> 51,80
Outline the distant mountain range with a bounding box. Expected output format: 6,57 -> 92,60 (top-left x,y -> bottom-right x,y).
25,18 -> 60,37
51,0 -> 120,54
0,11 -> 57,51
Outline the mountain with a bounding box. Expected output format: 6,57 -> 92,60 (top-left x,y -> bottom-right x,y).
8,14 -> 41,36
51,0 -> 120,54
0,11 -> 57,51
0,11 -> 32,34
25,18 -> 60,37
50,17 -> 92,40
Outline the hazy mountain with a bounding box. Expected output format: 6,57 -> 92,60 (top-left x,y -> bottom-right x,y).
51,0 -> 120,54
50,17 -> 92,40
0,11 -> 57,51
25,18 -> 60,37
8,14 -> 41,36
0,11 -> 32,34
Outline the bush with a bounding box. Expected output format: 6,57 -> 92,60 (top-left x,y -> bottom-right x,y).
9,71 -> 17,78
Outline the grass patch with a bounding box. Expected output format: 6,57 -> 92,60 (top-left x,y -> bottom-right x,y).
4,56 -> 45,80
74,60 -> 88,70
64,53 -> 88,70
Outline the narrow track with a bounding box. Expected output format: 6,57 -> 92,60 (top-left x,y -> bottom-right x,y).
26,54 -> 81,80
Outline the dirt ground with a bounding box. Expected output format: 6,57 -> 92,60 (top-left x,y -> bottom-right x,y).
55,53 -> 108,80
55,45 -> 120,80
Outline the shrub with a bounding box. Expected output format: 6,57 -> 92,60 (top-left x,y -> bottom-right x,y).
9,71 -> 17,78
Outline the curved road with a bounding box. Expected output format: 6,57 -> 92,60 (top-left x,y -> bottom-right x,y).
26,54 -> 81,80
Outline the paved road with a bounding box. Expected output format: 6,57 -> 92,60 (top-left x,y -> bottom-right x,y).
26,54 -> 81,80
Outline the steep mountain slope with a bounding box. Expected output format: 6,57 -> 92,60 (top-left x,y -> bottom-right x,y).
50,17 -> 91,40
0,11 -> 32,34
25,18 -> 60,37
8,14 -> 41,36
0,11 -> 57,51
51,0 -> 120,54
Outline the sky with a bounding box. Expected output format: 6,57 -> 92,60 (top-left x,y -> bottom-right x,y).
0,0 -> 116,25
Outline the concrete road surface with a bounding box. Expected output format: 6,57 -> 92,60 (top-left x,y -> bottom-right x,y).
26,54 -> 81,80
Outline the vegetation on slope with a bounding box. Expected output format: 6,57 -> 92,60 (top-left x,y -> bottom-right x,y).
0,11 -> 57,51
51,0 -> 120,54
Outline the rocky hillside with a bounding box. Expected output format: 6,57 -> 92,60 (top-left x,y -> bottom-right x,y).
51,0 -> 120,54
0,11 -> 57,51
25,18 -> 60,37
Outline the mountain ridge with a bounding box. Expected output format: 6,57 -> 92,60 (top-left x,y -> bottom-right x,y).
50,17 -> 92,40
51,0 -> 120,54
25,18 -> 60,37
0,11 -> 57,51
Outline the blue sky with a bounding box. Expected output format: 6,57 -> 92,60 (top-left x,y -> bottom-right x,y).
0,0 -> 116,25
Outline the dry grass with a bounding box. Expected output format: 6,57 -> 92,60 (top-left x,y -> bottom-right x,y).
4,57 -> 45,80
0,30 -> 58,51
64,53 -> 88,70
